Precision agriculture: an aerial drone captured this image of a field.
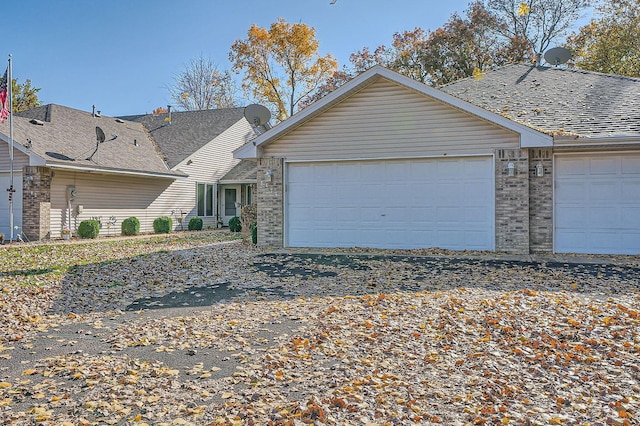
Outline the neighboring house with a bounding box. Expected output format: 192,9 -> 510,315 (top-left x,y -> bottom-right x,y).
123,108 -> 257,228
0,104 -> 256,240
234,65 -> 640,255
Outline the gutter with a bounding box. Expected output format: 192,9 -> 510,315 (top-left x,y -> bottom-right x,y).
48,163 -> 187,179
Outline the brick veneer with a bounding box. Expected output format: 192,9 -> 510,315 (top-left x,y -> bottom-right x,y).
22,166 -> 52,241
256,157 -> 284,247
529,148 -> 553,253
495,149 -> 530,254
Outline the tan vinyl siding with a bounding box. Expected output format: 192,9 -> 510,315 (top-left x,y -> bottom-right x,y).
263,79 -> 520,160
0,145 -> 29,171
50,170 -> 174,237
166,119 -> 254,225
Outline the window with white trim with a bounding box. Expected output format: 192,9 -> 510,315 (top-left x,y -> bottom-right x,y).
196,183 -> 215,217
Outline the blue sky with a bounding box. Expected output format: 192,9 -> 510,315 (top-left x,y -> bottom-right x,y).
7,0 -> 591,116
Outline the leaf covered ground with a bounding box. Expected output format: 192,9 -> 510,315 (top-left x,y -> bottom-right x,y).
1,232 -> 639,425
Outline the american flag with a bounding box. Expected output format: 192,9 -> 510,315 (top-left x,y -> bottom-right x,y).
0,68 -> 9,123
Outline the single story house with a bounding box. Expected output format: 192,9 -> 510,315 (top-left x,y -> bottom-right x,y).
0,104 -> 257,240
234,64 -> 640,255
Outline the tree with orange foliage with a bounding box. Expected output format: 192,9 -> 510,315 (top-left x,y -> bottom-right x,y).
229,18 -> 337,121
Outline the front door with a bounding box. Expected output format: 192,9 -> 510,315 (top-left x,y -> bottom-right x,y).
221,185 -> 241,226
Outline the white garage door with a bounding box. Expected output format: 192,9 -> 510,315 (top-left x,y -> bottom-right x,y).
555,154 -> 640,254
0,173 -> 22,239
286,157 -> 494,250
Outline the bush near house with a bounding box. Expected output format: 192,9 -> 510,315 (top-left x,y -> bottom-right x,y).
188,216 -> 203,231
241,205 -> 257,233
121,217 -> 140,236
153,216 -> 173,234
228,216 -> 242,233
250,221 -> 257,244
78,220 -> 100,239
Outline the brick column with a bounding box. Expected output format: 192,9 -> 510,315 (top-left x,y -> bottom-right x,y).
256,157 -> 284,247
22,166 -> 52,241
495,149 -> 529,254
529,148 -> 553,253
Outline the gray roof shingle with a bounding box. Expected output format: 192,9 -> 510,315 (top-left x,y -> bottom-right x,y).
121,108 -> 247,168
219,159 -> 256,183
440,64 -> 640,138
8,105 -> 181,177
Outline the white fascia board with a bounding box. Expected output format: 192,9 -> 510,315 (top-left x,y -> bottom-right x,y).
233,140 -> 257,159
49,163 -> 186,179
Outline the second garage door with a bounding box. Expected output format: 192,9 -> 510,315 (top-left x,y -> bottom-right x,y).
555,154 -> 640,254
286,157 -> 494,250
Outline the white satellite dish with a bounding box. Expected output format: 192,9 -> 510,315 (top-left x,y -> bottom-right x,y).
544,47 -> 572,66
244,104 -> 271,127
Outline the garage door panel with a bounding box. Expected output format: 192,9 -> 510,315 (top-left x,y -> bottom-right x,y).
410,162 -> 437,179
590,182 -> 619,201
590,207 -> 619,225
623,233 -> 640,251
436,182 -> 465,204
436,160 -> 463,178
590,232 -> 621,251
287,158 -> 494,250
335,163 -> 360,179
312,164 -> 335,180
556,158 -> 586,177
591,158 -> 618,174
622,158 -> 640,174
555,154 -> 640,254
556,206 -> 587,227
622,207 -> 640,226
463,158 -> 491,178
622,181 -> 640,199
556,182 -> 585,201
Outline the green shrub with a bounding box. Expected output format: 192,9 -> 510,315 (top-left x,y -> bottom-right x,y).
78,219 -> 100,239
228,216 -> 242,232
121,217 -> 140,236
153,216 -> 173,234
250,221 -> 257,244
188,216 -> 203,231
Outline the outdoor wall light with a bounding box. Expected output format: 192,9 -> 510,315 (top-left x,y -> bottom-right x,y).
507,162 -> 516,177
24,175 -> 34,189
535,162 -> 544,177
264,169 -> 273,182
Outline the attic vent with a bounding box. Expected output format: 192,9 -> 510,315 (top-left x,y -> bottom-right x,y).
30,119 -> 44,126
115,118 -> 125,123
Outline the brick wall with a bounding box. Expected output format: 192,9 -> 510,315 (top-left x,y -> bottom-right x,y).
256,157 -> 284,247
495,149 -> 529,254
529,148 -> 553,253
22,166 -> 52,241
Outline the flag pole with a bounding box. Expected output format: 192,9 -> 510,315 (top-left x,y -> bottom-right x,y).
8,54 -> 14,242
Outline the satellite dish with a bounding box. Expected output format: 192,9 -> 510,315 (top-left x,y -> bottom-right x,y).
244,104 -> 271,127
96,126 -> 106,143
87,126 -> 107,161
544,47 -> 572,66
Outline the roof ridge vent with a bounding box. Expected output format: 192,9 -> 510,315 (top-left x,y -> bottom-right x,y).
29,119 -> 45,126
